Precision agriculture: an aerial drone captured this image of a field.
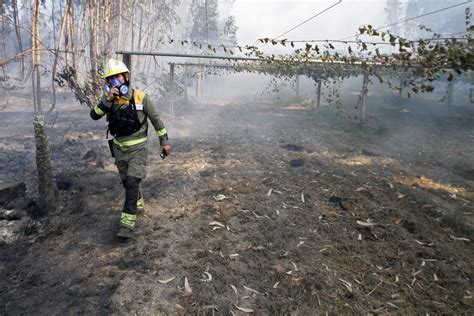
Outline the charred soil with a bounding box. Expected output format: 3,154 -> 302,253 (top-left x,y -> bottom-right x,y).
0,93 -> 473,315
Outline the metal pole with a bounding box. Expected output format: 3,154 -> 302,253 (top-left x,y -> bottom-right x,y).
184,65 -> 188,103
200,71 -> 204,98
360,72 -> 369,120
122,53 -> 132,80
169,63 -> 175,117
316,79 -> 322,110
296,75 -> 300,99
398,74 -> 403,102
195,72 -> 200,98
116,50 -> 264,62
446,79 -> 454,108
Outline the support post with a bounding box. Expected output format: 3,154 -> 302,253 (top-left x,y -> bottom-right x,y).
200,72 -> 204,98
195,72 -> 200,98
184,65 -> 188,103
169,63 -> 175,117
446,79 -> 454,109
122,53 -> 131,80
360,72 -> 369,120
398,74 -> 404,103
316,79 -> 322,110
296,75 -> 300,99
470,71 -> 474,103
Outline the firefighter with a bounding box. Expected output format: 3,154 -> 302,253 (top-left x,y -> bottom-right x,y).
90,58 -> 171,239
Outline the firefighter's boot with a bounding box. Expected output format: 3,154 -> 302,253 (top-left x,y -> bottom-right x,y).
118,176 -> 141,239
117,225 -> 134,239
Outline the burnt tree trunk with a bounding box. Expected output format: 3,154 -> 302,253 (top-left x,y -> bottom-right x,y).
33,116 -> 57,216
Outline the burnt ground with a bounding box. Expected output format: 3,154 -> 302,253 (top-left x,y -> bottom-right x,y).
0,89 -> 473,315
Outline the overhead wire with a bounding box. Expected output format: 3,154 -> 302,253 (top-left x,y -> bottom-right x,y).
274,0 -> 343,39
339,0 -> 473,41
278,34 -> 470,45
252,0 -> 343,48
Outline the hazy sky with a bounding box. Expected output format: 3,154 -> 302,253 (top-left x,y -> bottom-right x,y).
231,0 -> 472,47
232,0 -> 388,45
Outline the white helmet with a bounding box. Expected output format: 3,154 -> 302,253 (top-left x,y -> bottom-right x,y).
103,59 -> 129,78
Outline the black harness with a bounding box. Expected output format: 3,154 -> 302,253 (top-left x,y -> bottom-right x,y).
107,90 -> 147,137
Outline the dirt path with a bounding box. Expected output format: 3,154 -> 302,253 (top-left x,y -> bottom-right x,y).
0,95 -> 473,314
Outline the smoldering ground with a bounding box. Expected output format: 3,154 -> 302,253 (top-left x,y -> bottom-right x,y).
1,70 -> 473,314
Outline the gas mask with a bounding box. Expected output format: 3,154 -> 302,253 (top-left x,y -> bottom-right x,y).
104,77 -> 129,96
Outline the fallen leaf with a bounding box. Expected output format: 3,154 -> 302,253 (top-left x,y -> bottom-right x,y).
356,220 -> 376,227
291,262 -> 298,272
230,284 -> 238,294
394,218 -> 402,225
338,278 -> 352,292
175,304 -> 186,311
234,305 -> 254,313
243,285 -> 259,294
213,194 -> 226,202
267,189 -> 273,196
273,281 -> 280,288
158,277 -> 176,284
450,235 -> 470,242
209,221 -> 225,228
184,277 -> 192,294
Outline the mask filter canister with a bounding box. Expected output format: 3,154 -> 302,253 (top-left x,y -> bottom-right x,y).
104,77 -> 129,96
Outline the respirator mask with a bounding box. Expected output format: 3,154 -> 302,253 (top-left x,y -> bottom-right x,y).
104,77 -> 129,96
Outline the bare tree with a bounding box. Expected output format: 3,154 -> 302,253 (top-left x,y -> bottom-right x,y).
68,1 -> 77,74
51,0 -> 71,111
31,0 -> 41,114
11,0 -> 24,80
87,0 -> 99,91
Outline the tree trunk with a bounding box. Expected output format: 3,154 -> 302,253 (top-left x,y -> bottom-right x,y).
69,1 -> 77,75
136,5 -> 144,72
117,0 -> 122,50
12,0 -> 24,80
33,115 -> 57,217
102,0 -> 112,59
88,0 -> 98,91
31,0 -> 42,114
359,72 -> 369,121
131,1 -> 135,52
64,6 -> 70,67
50,0 -> 71,112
